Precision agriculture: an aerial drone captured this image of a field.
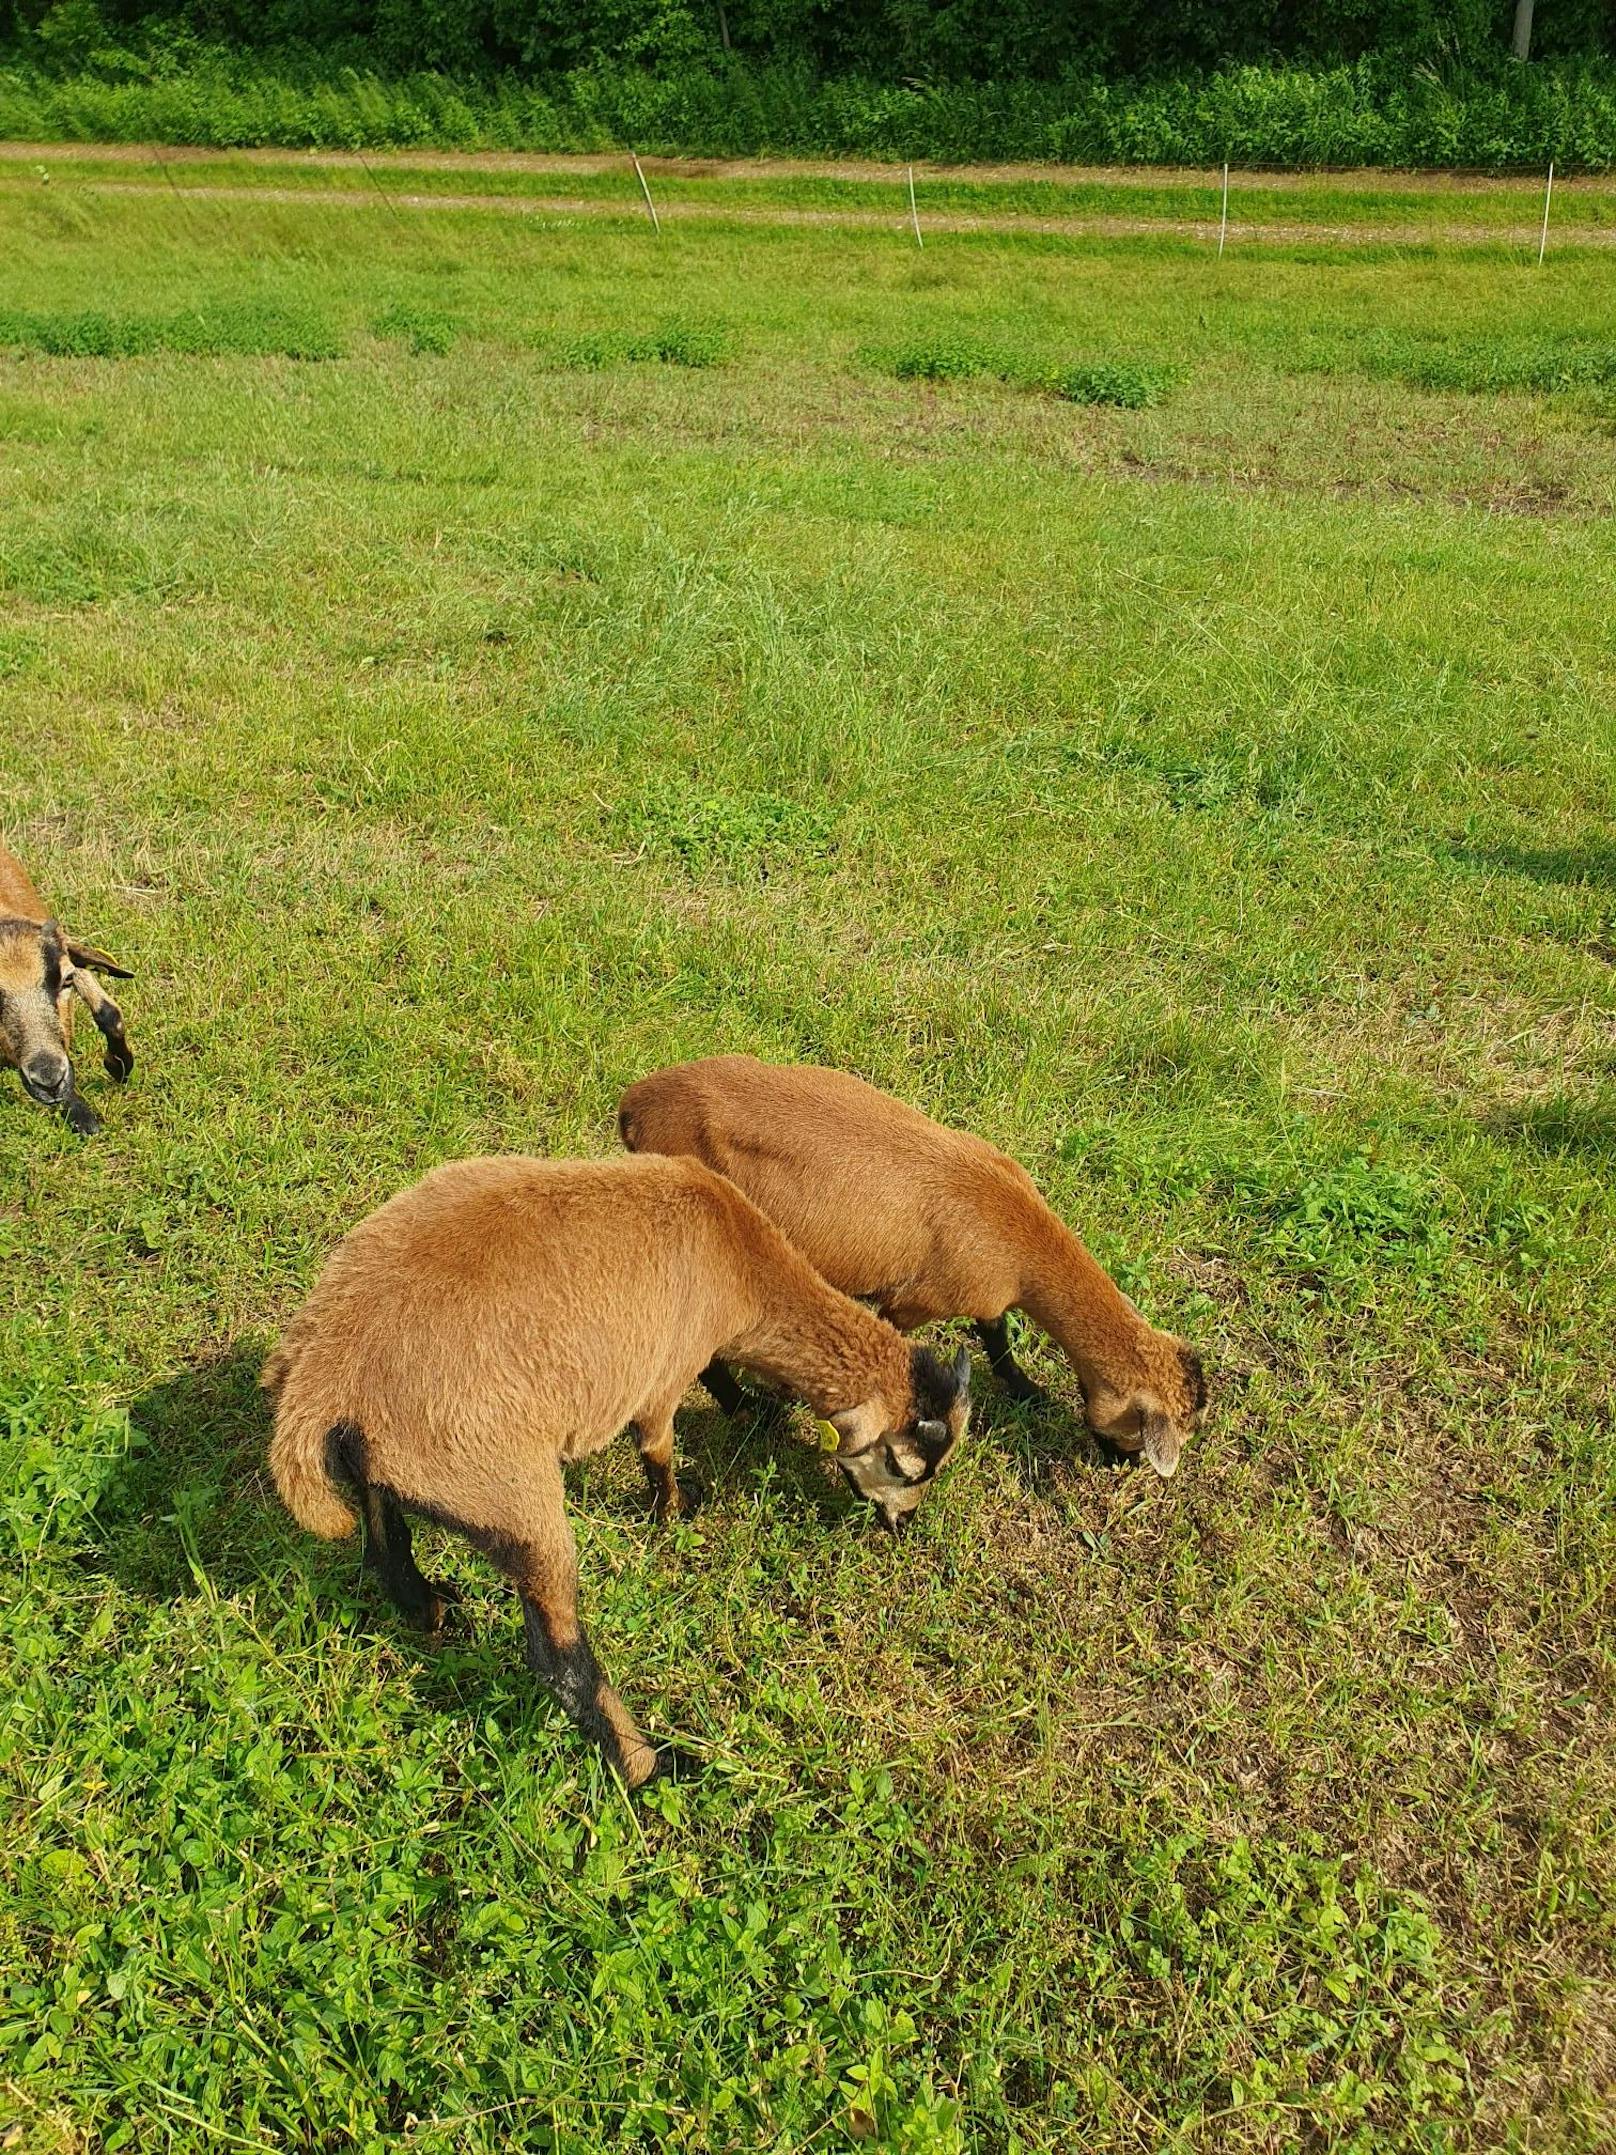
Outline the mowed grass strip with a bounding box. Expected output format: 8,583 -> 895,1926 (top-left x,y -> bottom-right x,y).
5,145 -> 1616,242
1,181 -> 1614,2153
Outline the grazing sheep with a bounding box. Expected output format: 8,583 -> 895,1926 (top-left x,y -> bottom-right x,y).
264,1152 -> 971,1788
619,1055 -> 1206,1477
0,840 -> 134,1136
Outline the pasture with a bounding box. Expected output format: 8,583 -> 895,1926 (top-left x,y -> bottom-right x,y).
1,155 -> 1614,2151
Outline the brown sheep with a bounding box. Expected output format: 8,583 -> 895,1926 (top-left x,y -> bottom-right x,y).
0,839 -> 134,1136
264,1152 -> 971,1789
619,1056 -> 1206,1477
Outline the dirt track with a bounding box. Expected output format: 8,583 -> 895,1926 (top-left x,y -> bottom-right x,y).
5,171 -> 1614,250
3,138 -> 1614,198
2,140 -> 1611,247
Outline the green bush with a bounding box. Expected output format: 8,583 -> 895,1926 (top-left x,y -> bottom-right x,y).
888,339 -> 994,383
1346,331 -> 1616,394
0,299 -> 341,357
371,301 -> 458,354
1,54 -> 1616,169
872,340 -> 1175,409
557,322 -> 729,369
1050,359 -> 1171,407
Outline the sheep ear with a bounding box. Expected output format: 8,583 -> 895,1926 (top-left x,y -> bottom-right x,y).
1141,1405 -> 1181,1480
828,1400 -> 883,1455
949,1345 -> 972,1397
65,936 -> 133,980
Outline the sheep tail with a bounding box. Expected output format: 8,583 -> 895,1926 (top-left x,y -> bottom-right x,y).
263,1337 -> 358,1540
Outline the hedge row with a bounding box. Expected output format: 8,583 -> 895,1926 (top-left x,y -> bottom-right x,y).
1,56 -> 1614,169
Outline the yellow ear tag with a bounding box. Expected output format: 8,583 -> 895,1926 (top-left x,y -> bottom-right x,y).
816,1419 -> 842,1453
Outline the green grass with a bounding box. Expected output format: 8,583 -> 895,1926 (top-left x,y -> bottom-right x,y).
1338,330 -> 1616,394
1049,359 -> 1171,407
11,146 -> 1616,239
2,166 -> 1616,2153
877,340 -> 1173,408
370,298 -> 457,355
557,320 -> 729,370
0,296 -> 342,358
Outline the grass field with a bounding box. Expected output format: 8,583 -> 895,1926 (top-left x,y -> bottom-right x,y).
2,156 -> 1615,2152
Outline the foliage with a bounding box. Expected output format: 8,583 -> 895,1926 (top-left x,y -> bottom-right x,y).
3,49 -> 1616,168
0,297 -> 341,355
557,320 -> 729,369
5,0 -> 1616,79
1050,359 -> 1171,407
1341,330 -> 1616,393
627,776 -> 836,875
372,298 -> 458,352
875,343 -> 1175,409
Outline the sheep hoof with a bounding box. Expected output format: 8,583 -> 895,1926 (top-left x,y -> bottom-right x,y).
422,1579 -> 463,1634
1094,1436 -> 1135,1470
105,1045 -> 134,1083
650,1475 -> 705,1523
646,1742 -> 701,1788
63,1095 -> 101,1137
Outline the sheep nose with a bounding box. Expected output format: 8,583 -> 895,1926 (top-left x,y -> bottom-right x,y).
21,1052 -> 72,1103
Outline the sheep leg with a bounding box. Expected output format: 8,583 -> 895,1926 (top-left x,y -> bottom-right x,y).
58,1083 -> 101,1137
976,1316 -> 1042,1402
509,1517 -> 663,1790
361,1484 -> 458,1634
633,1407 -> 702,1521
698,1358 -> 751,1417
69,967 -> 133,1081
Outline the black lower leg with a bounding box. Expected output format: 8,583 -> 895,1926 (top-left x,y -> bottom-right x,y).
976,1317 -> 1039,1401
699,1358 -> 751,1417
520,1598 -> 606,1723
93,998 -> 133,1081
518,1595 -> 664,1785
362,1485 -> 450,1628
60,1085 -> 100,1137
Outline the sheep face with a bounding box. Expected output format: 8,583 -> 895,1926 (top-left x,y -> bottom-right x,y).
0,919 -> 97,1133
831,1343 -> 971,1534
1084,1338 -> 1207,1478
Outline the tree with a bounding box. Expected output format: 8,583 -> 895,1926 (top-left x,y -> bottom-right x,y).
1512,0 -> 1535,60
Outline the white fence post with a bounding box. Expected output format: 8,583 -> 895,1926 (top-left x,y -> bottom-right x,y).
1537,160 -> 1554,265
631,152 -> 660,235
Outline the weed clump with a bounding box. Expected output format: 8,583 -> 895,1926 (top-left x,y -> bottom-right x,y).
371,301 -> 457,355
558,322 -> 728,370
889,339 -> 994,382
0,301 -> 341,360
1050,359 -> 1171,407
628,777 -> 835,874
1343,332 -> 1616,396
871,340 -> 1174,408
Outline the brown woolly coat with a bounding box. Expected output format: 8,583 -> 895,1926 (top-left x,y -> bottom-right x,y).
265,1153 -> 969,1786
265,1152 -> 961,1539
619,1055 -> 1205,1474
0,845 -> 51,926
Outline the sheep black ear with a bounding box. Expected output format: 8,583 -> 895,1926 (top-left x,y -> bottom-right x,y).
949,1345 -> 972,1398
65,936 -> 133,980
